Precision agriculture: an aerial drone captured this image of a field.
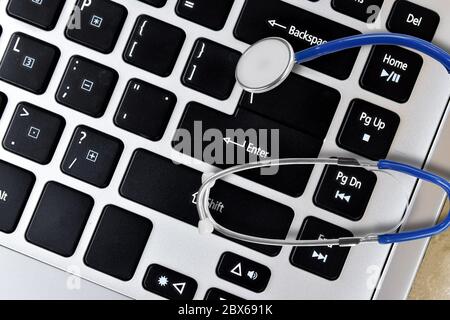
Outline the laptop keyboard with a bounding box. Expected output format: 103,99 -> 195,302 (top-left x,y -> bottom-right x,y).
0,0 -> 448,299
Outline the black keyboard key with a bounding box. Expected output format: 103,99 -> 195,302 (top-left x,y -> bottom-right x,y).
65,0 -> 127,53
217,252 -> 270,293
85,205 -> 152,281
0,92 -> 7,118
120,150 -> 201,225
314,165 -> 377,221
331,0 -> 384,23
61,126 -> 123,187
25,182 -> 93,257
234,0 -> 360,80
7,0 -> 65,30
175,0 -> 234,31
56,56 -> 118,117
114,79 -> 176,141
182,39 -> 240,100
139,0 -> 167,8
124,15 -> 186,77
0,33 -> 60,94
360,45 -> 423,103
120,150 -> 294,256
143,264 -> 197,300
3,103 -> 65,164
174,102 -> 322,197
239,73 -> 340,140
337,99 -> 400,160
387,0 -> 440,41
290,217 -> 352,280
204,288 -> 243,301
207,182 -> 294,256
0,161 -> 35,233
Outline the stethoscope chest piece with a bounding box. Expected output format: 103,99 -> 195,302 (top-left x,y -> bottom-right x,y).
235,37 -> 295,94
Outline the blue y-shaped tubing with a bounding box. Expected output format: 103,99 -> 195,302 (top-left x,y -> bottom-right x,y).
295,33 -> 450,243
377,160 -> 450,244
295,33 -> 450,73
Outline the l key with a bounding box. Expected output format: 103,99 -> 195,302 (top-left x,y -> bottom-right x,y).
0,33 -> 60,94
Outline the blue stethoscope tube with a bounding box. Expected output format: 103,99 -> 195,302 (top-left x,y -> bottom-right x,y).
295,33 -> 450,73
376,160 -> 450,244
295,33 -> 450,244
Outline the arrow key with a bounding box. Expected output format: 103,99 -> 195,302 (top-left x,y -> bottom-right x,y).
290,217 -> 352,280
143,264 -> 197,300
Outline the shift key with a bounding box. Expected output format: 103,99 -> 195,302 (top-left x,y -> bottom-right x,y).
120,150 -> 294,256
234,0 -> 361,80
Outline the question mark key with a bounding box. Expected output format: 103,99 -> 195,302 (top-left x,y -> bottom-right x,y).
61,126 -> 123,187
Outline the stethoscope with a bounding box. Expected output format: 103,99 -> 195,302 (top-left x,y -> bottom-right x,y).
196,33 -> 450,247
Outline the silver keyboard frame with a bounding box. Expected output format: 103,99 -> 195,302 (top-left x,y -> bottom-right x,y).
0,0 -> 448,299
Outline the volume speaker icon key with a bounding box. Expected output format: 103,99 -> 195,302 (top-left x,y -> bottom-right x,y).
247,271 -> 258,280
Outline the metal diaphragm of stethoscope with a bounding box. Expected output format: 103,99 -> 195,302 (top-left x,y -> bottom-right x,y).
196,33 -> 450,247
